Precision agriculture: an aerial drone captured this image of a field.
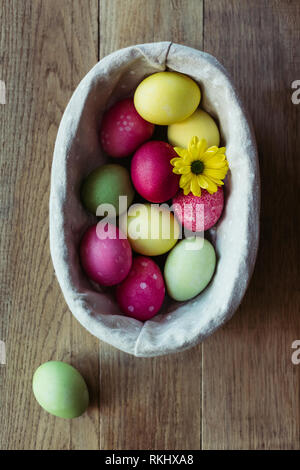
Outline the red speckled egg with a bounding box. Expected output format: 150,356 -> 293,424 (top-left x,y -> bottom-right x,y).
100,98 -> 154,158
173,187 -> 224,232
131,141 -> 180,203
80,222 -> 132,286
116,256 -> 165,321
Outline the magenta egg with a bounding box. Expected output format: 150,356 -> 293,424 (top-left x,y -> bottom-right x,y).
80,222 -> 132,286
100,98 -> 154,158
173,187 -> 224,232
116,256 -> 165,321
131,141 -> 180,203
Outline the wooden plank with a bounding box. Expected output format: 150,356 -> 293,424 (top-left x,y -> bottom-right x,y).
0,0 -> 99,450
100,0 -> 203,56
99,0 -> 203,450
202,0 -> 300,449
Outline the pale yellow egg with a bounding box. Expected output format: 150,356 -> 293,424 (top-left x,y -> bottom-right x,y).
168,109 -> 220,148
134,72 -> 201,125
126,203 -> 180,256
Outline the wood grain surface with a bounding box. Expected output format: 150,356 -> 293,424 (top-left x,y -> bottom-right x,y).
0,0 -> 299,450
202,0 -> 300,450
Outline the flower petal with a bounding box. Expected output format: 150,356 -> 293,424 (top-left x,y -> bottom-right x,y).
188,136 -> 201,158
180,172 -> 192,186
206,175 -> 224,185
203,167 -> 229,180
203,146 -> 219,156
205,155 -> 228,168
170,157 -> 181,165
173,147 -> 188,158
177,165 -> 191,174
197,174 -> 209,189
191,174 -> 201,196
216,147 -> 226,155
173,160 -> 185,167
182,183 -> 191,195
201,175 -> 218,194
196,138 -> 208,155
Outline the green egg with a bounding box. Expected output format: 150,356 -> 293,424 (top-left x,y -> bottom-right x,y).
164,237 -> 216,301
32,361 -> 89,419
81,163 -> 134,216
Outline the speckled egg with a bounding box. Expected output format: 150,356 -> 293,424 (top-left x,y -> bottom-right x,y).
100,98 -> 154,158
117,256 -> 165,321
134,72 -> 201,125
32,361 -> 89,419
168,109 -> 220,148
131,141 -> 180,203
173,187 -> 224,232
80,222 -> 132,286
81,164 -> 134,215
164,237 -> 216,301
126,203 -> 180,256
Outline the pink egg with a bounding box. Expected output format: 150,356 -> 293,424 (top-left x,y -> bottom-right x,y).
100,98 -> 154,158
116,256 -> 165,321
131,141 -> 180,203
173,187 -> 224,232
80,222 -> 132,286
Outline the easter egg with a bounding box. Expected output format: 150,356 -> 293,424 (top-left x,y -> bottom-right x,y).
117,256 -> 165,321
100,98 -> 154,158
134,72 -> 201,125
32,361 -> 89,419
173,187 -> 224,232
131,141 -> 180,203
126,203 -> 180,256
164,237 -> 216,301
168,109 -> 220,148
81,164 -> 134,216
80,222 -> 132,286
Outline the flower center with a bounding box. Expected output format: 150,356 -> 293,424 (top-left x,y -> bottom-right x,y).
191,160 -> 204,175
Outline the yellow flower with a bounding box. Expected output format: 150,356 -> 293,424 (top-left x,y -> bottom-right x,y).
170,136 -> 229,197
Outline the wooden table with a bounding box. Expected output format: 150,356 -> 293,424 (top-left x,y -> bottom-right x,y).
0,0 -> 299,450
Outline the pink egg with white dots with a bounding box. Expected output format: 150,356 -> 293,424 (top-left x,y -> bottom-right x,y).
173,187 -> 224,232
100,98 -> 154,158
80,222 -> 132,286
116,256 -> 165,321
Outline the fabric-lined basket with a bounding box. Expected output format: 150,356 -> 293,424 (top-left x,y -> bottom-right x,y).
50,42 -> 260,357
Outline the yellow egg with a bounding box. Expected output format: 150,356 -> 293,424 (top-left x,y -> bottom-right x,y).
168,109 -> 220,148
134,72 -> 201,125
126,203 -> 180,256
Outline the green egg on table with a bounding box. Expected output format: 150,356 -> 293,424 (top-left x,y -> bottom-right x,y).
32,361 -> 89,419
164,237 -> 216,301
81,163 -> 134,216
168,109 -> 220,149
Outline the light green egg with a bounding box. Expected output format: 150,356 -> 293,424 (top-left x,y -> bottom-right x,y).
32,361 -> 89,419
81,164 -> 134,216
164,237 -> 216,301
